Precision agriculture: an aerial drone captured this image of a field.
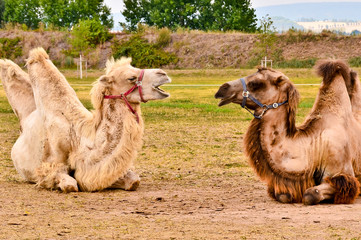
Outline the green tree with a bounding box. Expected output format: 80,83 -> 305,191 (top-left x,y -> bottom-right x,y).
0,0 -> 5,23
210,0 -> 257,32
3,0 -> 42,29
69,18 -> 112,55
122,0 -> 257,32
40,0 -> 71,27
3,0 -> 113,29
68,0 -> 113,29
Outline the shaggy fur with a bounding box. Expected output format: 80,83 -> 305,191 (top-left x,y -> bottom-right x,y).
325,174 -> 360,204
217,60 -> 361,204
1,47 -> 171,192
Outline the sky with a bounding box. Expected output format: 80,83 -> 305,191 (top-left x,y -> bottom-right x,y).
104,0 -> 124,13
251,0 -> 361,8
104,0 -> 361,13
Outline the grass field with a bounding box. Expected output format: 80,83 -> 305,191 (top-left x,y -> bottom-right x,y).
1,68 -> 361,239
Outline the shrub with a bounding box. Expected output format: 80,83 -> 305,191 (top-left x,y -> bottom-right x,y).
0,37 -> 22,59
274,58 -> 317,68
349,57 -> 361,67
112,35 -> 178,68
69,18 -> 112,56
156,28 -> 172,48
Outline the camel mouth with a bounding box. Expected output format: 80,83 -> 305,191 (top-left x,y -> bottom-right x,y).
153,85 -> 169,97
218,98 -> 233,106
153,78 -> 171,98
216,93 -> 236,107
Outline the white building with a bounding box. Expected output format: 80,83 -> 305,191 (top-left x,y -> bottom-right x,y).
297,21 -> 361,34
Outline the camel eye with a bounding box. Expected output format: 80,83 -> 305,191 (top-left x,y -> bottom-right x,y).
248,81 -> 265,91
128,76 -> 137,82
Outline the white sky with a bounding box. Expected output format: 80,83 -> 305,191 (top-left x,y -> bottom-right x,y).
104,0 -> 124,13
104,0 -> 361,12
251,0 -> 361,8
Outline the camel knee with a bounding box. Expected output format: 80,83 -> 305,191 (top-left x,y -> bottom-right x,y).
325,174 -> 360,204
276,193 -> 293,203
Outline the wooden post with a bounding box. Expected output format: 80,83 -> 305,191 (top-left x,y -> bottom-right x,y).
80,54 -> 83,79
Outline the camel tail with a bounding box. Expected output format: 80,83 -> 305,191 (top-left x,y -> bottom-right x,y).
0,59 -> 36,125
315,59 -> 351,87
27,47 -> 49,65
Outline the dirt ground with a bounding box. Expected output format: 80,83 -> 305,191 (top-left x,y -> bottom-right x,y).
1,69 -> 361,239
1,174 -> 361,239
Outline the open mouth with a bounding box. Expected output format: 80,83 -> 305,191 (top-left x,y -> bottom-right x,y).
216,93 -> 236,107
218,98 -> 233,106
153,79 -> 171,97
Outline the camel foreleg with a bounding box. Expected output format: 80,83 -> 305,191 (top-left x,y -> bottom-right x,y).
35,162 -> 78,193
303,174 -> 360,205
109,170 -> 140,191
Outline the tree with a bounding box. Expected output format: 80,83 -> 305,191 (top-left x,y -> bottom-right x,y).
3,0 -> 42,29
0,0 -> 5,23
122,0 -> 257,32
3,0 -> 113,29
210,0 -> 257,32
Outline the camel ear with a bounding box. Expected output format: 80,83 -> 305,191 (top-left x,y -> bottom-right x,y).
285,83 -> 300,136
273,75 -> 289,86
99,75 -> 114,85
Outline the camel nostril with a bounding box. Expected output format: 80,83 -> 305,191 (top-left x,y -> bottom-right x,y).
215,83 -> 230,99
221,83 -> 230,90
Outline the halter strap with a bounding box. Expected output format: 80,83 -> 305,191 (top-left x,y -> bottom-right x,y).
104,69 -> 147,123
240,78 -> 288,119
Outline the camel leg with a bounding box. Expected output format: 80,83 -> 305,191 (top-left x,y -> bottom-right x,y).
303,174 -> 360,205
36,162 -> 78,193
109,170 -> 140,191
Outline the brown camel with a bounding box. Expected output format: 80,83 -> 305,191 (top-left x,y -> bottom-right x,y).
215,60 -> 361,204
0,48 -> 171,192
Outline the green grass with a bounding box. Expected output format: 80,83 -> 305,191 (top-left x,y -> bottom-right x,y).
0,67 -> 324,183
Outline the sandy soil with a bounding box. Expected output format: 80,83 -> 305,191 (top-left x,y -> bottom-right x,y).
1,174 -> 361,239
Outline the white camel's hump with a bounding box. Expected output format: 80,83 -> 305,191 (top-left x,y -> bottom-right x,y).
27,47 -> 49,65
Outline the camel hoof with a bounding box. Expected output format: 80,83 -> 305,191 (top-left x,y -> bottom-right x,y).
59,175 -> 79,193
125,179 -> 140,191
303,188 -> 322,205
276,193 -> 292,203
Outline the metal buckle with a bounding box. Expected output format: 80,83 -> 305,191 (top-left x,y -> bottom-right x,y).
272,103 -> 279,108
242,91 -> 249,97
136,80 -> 142,86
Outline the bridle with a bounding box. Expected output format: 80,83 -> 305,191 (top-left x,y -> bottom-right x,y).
104,69 -> 147,123
240,78 -> 288,119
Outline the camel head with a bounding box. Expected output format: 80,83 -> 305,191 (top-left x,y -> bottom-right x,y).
95,57 -> 171,104
215,68 -> 300,119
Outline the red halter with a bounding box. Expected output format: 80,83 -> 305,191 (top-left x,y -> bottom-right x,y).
104,69 -> 147,123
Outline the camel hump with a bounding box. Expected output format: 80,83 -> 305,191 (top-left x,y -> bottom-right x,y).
0,59 -> 24,82
27,47 -> 49,65
315,59 -> 350,85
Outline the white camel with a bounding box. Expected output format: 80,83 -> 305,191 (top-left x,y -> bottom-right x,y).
0,47 -> 171,192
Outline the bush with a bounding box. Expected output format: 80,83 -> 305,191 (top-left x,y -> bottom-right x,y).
349,57 -> 361,67
112,35 -> 178,68
69,18 -> 112,56
275,58 -> 317,68
156,28 -> 172,48
0,37 -> 22,59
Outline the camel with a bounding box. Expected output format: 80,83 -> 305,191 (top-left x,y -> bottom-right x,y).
0,47 -> 171,192
215,60 -> 361,204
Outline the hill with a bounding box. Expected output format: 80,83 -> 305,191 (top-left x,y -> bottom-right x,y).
2,30 -> 361,69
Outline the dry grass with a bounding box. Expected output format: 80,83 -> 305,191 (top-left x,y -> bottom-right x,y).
2,68 -> 361,239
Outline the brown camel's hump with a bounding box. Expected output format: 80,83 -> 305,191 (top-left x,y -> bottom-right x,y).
315,60 -> 351,91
